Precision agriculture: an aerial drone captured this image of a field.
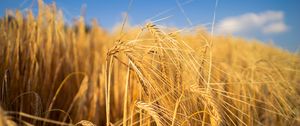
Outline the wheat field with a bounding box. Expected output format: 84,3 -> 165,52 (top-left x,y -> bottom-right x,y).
0,1 -> 300,126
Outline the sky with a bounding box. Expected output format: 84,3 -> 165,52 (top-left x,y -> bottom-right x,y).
0,0 -> 299,51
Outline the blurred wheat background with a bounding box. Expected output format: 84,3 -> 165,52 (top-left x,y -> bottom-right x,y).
0,0 -> 300,126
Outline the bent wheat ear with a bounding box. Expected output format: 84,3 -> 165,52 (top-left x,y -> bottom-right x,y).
136,101 -> 162,126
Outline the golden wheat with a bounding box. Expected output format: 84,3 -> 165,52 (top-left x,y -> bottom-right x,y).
0,1 -> 299,126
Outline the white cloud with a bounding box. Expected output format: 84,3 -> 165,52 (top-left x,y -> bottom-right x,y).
262,22 -> 288,33
216,11 -> 288,35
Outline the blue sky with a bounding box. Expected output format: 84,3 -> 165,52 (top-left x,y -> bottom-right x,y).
0,0 -> 299,51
